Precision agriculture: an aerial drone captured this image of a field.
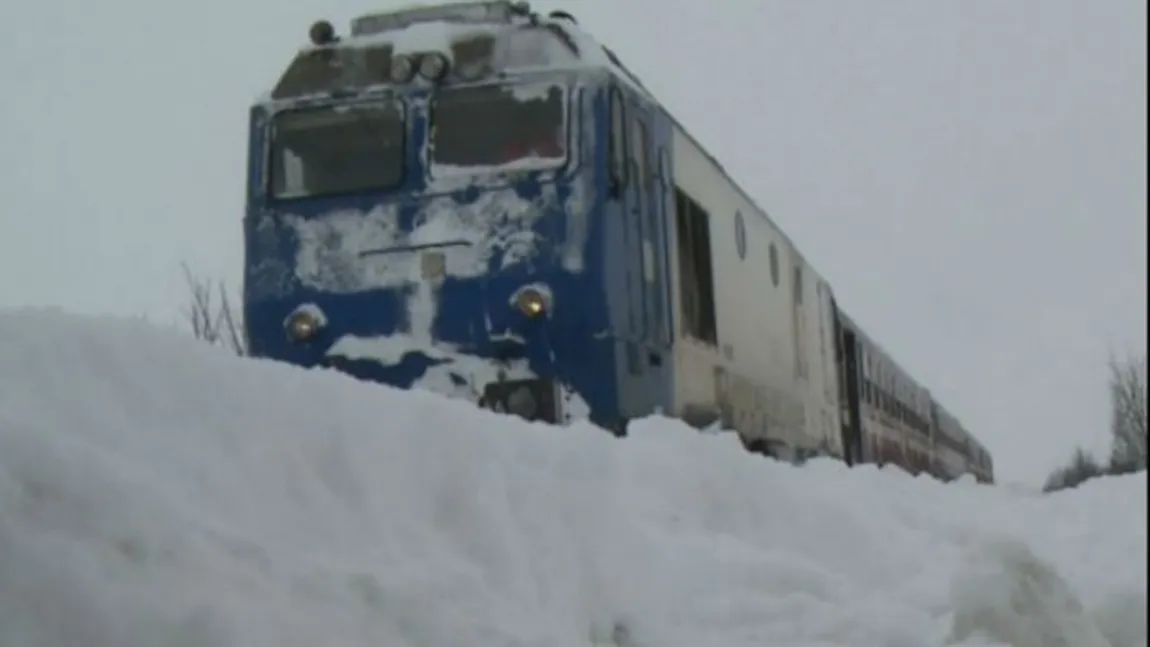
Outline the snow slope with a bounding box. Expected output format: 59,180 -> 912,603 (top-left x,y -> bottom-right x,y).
0,308 -> 1145,647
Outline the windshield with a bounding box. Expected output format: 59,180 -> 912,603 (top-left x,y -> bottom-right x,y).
430,82 -> 566,174
268,101 -> 405,200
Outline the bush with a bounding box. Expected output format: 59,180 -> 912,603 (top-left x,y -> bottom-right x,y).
181,264 -> 246,357
1044,353 -> 1147,493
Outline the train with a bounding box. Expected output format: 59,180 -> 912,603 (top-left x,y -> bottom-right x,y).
241,0 -> 994,484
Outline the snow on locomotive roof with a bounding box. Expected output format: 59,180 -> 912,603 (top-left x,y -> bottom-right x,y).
347,1 -> 649,92
259,1 -> 651,104
350,1 -> 518,36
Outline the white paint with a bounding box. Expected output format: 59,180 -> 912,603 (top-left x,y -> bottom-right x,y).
665,116 -> 992,469
668,124 -> 836,455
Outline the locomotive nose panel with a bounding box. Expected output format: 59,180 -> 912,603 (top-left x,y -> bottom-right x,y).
245,179 -> 599,425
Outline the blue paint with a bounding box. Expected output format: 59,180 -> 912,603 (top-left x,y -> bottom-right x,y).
243,74 -> 676,433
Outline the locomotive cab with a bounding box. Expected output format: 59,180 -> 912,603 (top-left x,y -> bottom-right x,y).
242,1 -> 667,432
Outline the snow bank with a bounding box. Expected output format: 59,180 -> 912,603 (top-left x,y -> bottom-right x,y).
0,308 -> 1145,647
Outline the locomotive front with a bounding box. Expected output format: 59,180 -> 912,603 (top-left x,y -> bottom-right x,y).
242,2 -> 618,428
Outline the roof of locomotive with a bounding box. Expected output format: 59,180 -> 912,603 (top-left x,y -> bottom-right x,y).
257,1 -> 651,106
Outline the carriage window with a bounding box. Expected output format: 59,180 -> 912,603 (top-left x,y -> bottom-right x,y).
431,82 -> 566,173
269,101 -> 404,199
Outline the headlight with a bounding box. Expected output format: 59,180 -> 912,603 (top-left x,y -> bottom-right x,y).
418,52 -> 449,81
515,287 -> 548,317
391,54 -> 416,83
285,310 -> 322,342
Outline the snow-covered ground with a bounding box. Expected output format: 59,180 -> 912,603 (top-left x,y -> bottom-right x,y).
0,308 -> 1145,647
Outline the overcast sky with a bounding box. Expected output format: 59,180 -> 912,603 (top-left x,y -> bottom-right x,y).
0,0 -> 1144,485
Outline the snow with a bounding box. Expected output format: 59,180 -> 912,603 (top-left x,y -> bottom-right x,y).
334,6 -> 578,75
0,307 -> 1145,647
283,302 -> 328,328
267,3 -> 643,105
285,187 -> 551,294
327,330 -> 536,401
429,153 -> 566,184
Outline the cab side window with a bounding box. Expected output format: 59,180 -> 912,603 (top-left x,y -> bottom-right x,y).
608,87 -> 627,197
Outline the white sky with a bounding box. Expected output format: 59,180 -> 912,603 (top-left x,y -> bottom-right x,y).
0,0 -> 1144,485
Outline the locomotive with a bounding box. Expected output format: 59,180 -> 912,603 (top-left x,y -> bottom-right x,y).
241,0 -> 994,484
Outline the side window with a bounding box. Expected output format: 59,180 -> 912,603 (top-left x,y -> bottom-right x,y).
632,118 -> 650,190
634,119 -> 657,252
631,117 -> 649,222
768,243 -> 780,286
674,186 -> 718,345
793,265 -> 803,305
608,87 -> 627,197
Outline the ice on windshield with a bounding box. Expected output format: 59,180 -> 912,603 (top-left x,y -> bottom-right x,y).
429,81 -> 566,179
268,102 -> 405,200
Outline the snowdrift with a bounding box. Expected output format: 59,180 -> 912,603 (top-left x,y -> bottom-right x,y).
0,308 -> 1145,647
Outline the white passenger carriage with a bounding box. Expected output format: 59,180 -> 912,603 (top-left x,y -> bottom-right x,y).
664,125 -> 843,461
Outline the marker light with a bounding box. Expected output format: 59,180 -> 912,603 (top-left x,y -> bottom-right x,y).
391,54 -> 416,83
309,20 -> 337,46
418,53 -> 450,81
516,288 -> 548,317
286,310 -> 322,342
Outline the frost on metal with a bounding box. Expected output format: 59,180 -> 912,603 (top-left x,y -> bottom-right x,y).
283,187 -> 559,295
429,154 -> 563,186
